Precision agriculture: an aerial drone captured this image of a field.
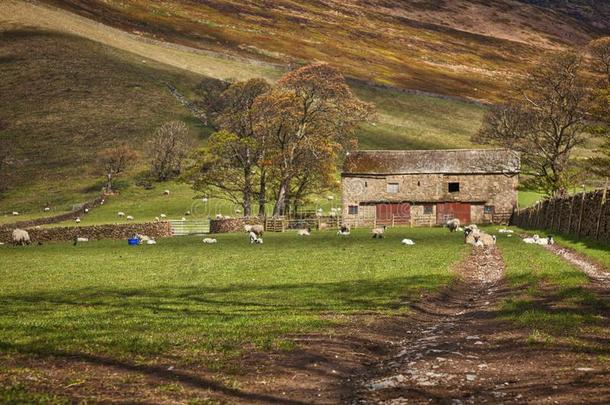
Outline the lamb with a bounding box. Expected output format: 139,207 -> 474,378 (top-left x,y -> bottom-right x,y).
498,229 -> 514,234
73,236 -> 89,246
12,229 -> 31,246
372,225 -> 387,239
163,189 -> 171,195
146,239 -> 157,245
118,212 -> 125,217
249,231 -> 263,244
401,238 -> 415,245
297,227 -> 311,236
44,207 -> 51,212
126,215 -> 134,221
203,238 -> 217,244
75,217 -> 81,223
446,218 -> 461,232
12,211 -> 19,216
337,225 -> 350,236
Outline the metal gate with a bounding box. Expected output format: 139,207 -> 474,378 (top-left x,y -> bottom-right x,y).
169,220 -> 210,236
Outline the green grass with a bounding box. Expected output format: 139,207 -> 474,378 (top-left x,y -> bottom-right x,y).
495,227 -> 608,349
0,228 -> 467,364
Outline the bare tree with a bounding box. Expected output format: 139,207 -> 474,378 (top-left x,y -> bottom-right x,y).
589,37 -> 610,83
147,121 -> 193,182
97,144 -> 138,193
474,51 -> 591,196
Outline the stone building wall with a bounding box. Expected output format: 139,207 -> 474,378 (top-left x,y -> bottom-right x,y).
341,173 -> 518,224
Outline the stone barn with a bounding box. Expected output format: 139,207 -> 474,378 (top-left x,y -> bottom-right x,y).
341,149 -> 520,226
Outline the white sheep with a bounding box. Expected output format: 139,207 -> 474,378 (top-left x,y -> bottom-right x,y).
185,210 -> 191,216
126,215 -> 134,221
160,214 -> 167,219
498,229 -> 514,234
118,212 -> 125,217
73,237 -> 89,246
202,197 -> 209,203
12,211 -> 19,216
249,231 -> 263,244
203,238 -> 217,244
163,189 -> 171,195
75,217 -> 81,223
137,234 -> 152,242
245,224 -> 264,237
44,207 -> 50,212
297,228 -> 311,236
523,234 -> 540,244
372,225 -> 386,239
181,217 -> 187,221
146,239 -> 157,245
12,229 -> 31,246
215,214 -> 224,220
154,217 -> 160,222
84,208 -> 89,213
401,239 -> 415,245
446,218 -> 460,232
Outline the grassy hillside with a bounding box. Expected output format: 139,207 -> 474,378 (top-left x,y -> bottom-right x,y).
0,25 -> 485,215
39,0 -> 610,101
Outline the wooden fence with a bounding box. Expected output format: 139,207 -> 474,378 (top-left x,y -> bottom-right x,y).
511,187 -> 610,243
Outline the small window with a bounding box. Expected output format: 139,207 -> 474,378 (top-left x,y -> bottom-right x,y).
417,181 -> 421,187
484,205 -> 494,214
387,183 -> 399,193
423,204 -> 434,215
364,181 -> 368,187
448,182 -> 460,193
348,205 -> 359,215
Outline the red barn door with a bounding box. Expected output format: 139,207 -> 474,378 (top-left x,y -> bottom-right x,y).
437,203 -> 471,225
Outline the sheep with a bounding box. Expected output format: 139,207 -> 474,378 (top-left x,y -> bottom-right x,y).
297,227 -> 311,236
75,217 -> 81,223
181,217 -> 187,221
523,234 -> 540,244
163,189 -> 171,195
215,214 -> 224,220
245,224 -> 264,237
401,238 -> 415,245
160,214 -> 167,219
466,229 -> 496,247
118,212 -> 125,217
73,236 -> 89,246
523,235 -> 554,245
146,239 -> 157,245
337,225 -> 350,236
100,199 -> 105,205
446,218 -> 460,232
372,225 -> 387,239
202,197 -> 209,203
136,234 -> 152,242
126,215 -> 134,221
249,231 -> 263,244
235,208 -> 242,214
203,238 -> 217,244
12,229 -> 31,246
43,207 -> 51,212
84,208 -> 89,213
185,210 -> 191,216
498,229 -> 514,234
12,211 -> 19,216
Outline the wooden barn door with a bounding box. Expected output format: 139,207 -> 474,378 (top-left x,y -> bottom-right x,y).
437,203 -> 471,225
376,203 -> 410,225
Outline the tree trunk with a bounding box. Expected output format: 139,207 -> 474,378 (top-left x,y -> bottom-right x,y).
258,169 -> 266,217
106,173 -> 113,193
243,166 -> 252,217
273,178 -> 290,217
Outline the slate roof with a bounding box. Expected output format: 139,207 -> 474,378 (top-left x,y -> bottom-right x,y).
343,149 -> 520,175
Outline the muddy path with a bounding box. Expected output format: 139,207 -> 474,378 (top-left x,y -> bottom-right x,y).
350,246 -> 610,404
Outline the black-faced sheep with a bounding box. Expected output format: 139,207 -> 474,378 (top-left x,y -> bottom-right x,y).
337,225 -> 350,236
446,218 -> 460,232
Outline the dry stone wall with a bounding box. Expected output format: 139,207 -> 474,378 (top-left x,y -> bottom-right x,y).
512,189 -> 610,243
209,217 -> 264,234
0,222 -> 172,243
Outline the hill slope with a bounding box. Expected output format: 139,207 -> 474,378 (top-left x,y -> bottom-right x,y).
38,0 -> 610,101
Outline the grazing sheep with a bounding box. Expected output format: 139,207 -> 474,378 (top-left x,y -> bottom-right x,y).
12,211 -> 19,216
215,214 -> 224,220
372,225 -> 387,239
84,208 -> 89,213
203,238 -> 217,244
160,214 -> 167,219
44,207 -> 50,212
498,229 -> 514,234
118,212 -> 125,217
185,210 -> 191,216
337,225 -> 350,236
146,239 -> 157,245
126,215 -> 134,221
401,239 -> 415,245
245,224 -> 264,237
163,189 -> 171,195
73,236 -> 89,246
249,231 -> 263,244
297,227 -> 311,236
202,197 -> 208,203
75,217 -> 81,223
12,229 -> 31,246
446,218 -> 461,232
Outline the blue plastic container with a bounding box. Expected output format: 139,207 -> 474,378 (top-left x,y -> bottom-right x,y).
127,238 -> 140,246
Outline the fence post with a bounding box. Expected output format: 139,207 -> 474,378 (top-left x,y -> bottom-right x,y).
577,192 -> 586,240
567,194 -> 576,234
595,183 -> 608,241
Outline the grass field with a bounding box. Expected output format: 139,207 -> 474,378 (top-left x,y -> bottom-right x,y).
495,228 -> 608,351
0,228 -> 467,365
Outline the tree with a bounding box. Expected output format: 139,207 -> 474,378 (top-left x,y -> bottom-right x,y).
147,121 -> 193,181
474,51 -> 591,196
588,37 -> 610,181
589,37 -> 610,83
195,77 -> 230,127
253,63 -> 372,216
188,79 -> 271,216
97,144 -> 138,193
